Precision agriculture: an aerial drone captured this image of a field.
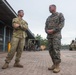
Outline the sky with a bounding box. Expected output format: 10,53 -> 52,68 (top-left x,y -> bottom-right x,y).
7,0 -> 76,45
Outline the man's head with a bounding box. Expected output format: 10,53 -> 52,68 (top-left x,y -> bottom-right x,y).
18,10 -> 24,17
49,4 -> 56,13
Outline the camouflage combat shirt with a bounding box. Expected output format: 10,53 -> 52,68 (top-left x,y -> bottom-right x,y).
12,17 -> 28,38
45,12 -> 65,39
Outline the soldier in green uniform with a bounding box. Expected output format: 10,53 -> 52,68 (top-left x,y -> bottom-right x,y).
45,5 -> 65,73
2,10 -> 28,69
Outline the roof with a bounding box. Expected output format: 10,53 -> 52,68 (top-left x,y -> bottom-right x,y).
0,0 -> 35,39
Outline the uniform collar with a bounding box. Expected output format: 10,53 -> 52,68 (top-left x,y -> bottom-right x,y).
52,12 -> 58,16
17,16 -> 22,20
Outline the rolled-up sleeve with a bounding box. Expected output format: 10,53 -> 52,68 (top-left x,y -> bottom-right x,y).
20,21 -> 28,31
12,18 -> 20,29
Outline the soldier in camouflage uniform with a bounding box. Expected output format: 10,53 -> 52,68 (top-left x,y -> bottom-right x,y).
45,5 -> 65,73
70,40 -> 76,50
2,10 -> 28,69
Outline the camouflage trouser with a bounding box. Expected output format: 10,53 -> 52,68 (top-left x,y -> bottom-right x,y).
5,37 -> 25,63
48,38 -> 61,64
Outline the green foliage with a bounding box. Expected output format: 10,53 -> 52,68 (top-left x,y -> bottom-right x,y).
35,34 -> 48,47
61,44 -> 69,50
35,34 -> 42,41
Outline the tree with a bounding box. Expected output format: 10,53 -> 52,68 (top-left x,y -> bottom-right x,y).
35,34 -> 42,41
35,34 -> 48,47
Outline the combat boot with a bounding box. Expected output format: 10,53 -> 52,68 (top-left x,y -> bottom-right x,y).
13,62 -> 23,68
53,64 -> 60,73
2,62 -> 9,69
48,64 -> 55,70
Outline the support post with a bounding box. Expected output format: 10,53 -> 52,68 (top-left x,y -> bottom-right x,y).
3,26 -> 6,52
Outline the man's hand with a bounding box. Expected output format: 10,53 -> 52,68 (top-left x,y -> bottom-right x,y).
47,29 -> 54,34
13,24 -> 20,28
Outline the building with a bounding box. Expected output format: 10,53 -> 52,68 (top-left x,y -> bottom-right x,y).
0,0 -> 35,52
